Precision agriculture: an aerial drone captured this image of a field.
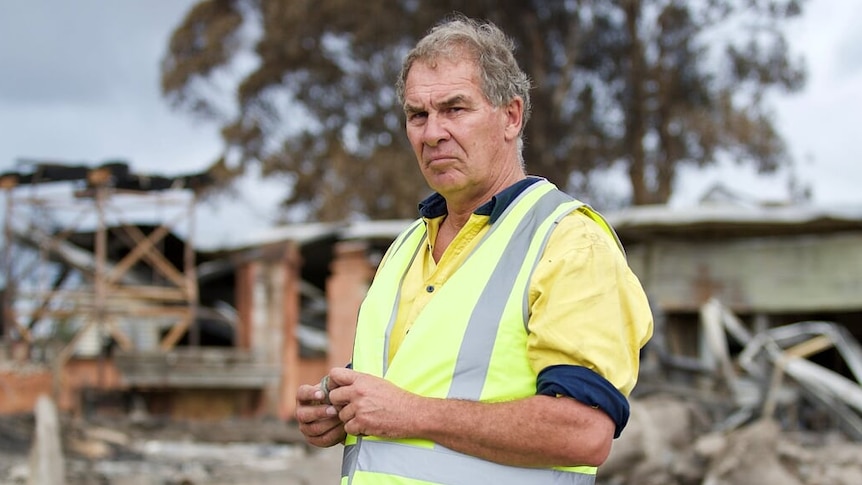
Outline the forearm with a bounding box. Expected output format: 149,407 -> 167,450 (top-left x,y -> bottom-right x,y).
328,368 -> 614,467
404,394 -> 614,467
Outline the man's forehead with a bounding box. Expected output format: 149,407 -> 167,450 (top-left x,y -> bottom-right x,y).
406,58 -> 478,83
404,62 -> 481,102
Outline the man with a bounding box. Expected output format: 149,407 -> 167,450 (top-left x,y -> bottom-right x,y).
296,14 -> 653,485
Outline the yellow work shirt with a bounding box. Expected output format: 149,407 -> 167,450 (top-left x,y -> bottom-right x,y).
387,208 -> 651,397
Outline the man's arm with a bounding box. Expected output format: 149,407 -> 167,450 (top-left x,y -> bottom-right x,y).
326,367 -> 615,467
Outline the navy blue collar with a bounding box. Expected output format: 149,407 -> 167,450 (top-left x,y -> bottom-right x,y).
417,177 -> 544,224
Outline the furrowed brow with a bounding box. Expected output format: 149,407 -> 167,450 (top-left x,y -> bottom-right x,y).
403,94 -> 469,116
404,103 -> 424,116
435,95 -> 467,110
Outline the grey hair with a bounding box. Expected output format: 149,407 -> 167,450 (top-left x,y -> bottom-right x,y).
396,14 -> 533,136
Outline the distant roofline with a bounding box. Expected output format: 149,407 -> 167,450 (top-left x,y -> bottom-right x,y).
208,201 -> 862,251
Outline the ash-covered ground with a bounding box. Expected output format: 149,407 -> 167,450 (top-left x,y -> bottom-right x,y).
0,413 -> 341,485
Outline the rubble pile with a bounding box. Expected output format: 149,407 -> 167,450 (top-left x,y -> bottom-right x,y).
597,298 -> 862,484
599,395 -> 862,485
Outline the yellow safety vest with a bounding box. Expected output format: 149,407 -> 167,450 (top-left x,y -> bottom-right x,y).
343,180 -> 620,485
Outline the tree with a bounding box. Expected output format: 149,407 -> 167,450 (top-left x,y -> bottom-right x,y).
161,0 -> 806,220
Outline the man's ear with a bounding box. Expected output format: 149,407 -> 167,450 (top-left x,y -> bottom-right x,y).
503,97 -> 524,141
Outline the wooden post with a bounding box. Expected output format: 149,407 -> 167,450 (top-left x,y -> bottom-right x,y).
28,395 -> 66,485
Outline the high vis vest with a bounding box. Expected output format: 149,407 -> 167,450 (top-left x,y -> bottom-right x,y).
343,180 -> 622,485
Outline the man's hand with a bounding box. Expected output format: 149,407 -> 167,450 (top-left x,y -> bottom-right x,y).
327,367 -> 419,439
295,379 -> 347,448
304,368 -> 615,467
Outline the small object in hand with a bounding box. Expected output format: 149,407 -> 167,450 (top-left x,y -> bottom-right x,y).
320,375 -> 332,405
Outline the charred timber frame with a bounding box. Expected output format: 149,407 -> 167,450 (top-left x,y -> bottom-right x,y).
0,166 -> 201,391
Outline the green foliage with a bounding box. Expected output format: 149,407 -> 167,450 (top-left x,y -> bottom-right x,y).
162,0 -> 806,219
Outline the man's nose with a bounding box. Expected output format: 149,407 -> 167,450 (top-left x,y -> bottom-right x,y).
423,113 -> 450,147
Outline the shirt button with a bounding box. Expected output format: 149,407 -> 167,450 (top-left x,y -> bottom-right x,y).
426,285 -> 435,293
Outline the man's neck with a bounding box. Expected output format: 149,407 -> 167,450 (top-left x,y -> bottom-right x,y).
443,173 -> 526,231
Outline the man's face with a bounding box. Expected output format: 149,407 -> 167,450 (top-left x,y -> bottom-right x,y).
402,59 -> 513,198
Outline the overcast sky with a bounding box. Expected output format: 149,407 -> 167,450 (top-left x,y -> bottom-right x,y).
1,1 -> 861,246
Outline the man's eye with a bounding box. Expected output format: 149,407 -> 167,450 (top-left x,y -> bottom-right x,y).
408,112 -> 427,121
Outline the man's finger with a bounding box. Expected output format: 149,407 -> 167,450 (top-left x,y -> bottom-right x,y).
297,384 -> 321,403
328,367 -> 359,387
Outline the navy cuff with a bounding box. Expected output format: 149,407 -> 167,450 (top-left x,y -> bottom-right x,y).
536,365 -> 630,438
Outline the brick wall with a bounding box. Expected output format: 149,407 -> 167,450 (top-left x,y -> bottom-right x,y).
0,366 -> 53,414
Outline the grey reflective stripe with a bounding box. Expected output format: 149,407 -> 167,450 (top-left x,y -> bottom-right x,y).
381,221 -> 425,374
343,442 -> 358,484
448,187 -> 573,400
391,219 -> 424,256
346,440 -> 595,485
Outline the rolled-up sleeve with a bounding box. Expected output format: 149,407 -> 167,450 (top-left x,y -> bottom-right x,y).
528,210 -> 653,434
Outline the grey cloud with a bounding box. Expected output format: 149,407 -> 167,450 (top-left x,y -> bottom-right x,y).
0,1 -> 193,106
